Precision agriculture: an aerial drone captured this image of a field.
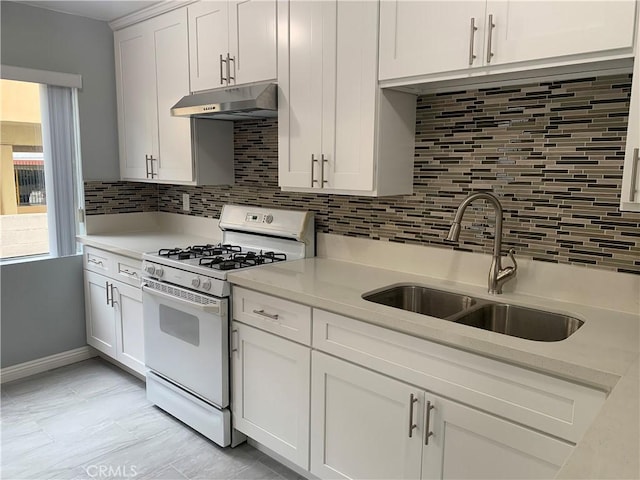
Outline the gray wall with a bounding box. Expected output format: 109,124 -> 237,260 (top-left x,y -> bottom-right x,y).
1,256 -> 86,368
1,1 -> 119,180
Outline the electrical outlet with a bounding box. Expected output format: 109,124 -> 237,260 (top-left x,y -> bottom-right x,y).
182,193 -> 190,211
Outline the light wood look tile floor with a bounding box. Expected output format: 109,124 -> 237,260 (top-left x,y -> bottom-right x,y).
1,358 -> 302,480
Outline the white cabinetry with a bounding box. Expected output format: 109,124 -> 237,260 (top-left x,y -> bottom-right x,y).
231,287 -> 311,469
188,0 -> 277,92
228,286 -> 606,479
379,0 -> 637,83
311,351 -> 572,480
114,7 -> 234,185
83,247 -> 145,375
621,7 -> 640,211
278,0 -> 416,196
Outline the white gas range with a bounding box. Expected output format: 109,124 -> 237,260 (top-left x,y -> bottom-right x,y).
141,205 -> 315,447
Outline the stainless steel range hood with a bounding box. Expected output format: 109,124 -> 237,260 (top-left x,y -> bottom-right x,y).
171,82 -> 277,120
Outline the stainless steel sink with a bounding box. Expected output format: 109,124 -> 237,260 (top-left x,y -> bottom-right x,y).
362,284 -> 584,342
362,284 -> 479,320
451,303 -> 584,342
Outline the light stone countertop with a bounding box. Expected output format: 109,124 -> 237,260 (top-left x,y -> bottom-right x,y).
227,257 -> 640,480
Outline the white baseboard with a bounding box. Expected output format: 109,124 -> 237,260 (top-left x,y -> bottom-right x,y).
1,346 -> 97,384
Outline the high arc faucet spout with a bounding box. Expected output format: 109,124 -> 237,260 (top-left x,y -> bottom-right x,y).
446,192 -> 517,294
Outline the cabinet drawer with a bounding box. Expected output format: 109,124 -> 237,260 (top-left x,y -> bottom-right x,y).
114,257 -> 142,287
232,287 -> 312,345
84,246 -> 112,275
313,309 -> 606,443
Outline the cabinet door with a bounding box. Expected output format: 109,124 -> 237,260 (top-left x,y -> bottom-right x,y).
84,271 -> 116,356
486,0 -> 636,67
228,0 -> 277,85
149,9 -> 193,183
621,7 -> 640,211
188,1 -> 229,92
114,23 -> 154,180
278,0 -> 324,189
379,1 -> 487,80
421,393 -> 573,480
232,322 -> 310,469
325,0 -> 377,192
311,352 -> 423,480
113,280 -> 145,375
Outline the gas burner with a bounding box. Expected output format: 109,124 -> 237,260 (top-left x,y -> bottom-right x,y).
158,248 -> 195,260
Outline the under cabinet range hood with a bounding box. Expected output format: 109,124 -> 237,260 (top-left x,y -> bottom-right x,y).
171,82 -> 277,120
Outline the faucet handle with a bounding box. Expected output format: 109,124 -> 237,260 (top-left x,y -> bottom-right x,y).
505,248 -> 517,271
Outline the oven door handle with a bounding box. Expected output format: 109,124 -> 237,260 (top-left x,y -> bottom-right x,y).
142,285 -> 221,314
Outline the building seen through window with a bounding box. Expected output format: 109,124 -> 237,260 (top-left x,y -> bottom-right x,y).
0,79 -> 49,258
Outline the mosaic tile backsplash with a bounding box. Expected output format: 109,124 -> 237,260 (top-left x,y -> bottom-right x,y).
85,74 -> 640,275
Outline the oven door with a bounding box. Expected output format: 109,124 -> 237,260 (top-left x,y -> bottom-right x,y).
142,281 -> 229,408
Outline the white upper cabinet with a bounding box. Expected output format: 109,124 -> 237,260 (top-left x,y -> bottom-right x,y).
114,25 -> 155,180
278,0 -> 417,196
379,0 -> 637,83
115,9 -> 192,183
486,0 -> 636,66
621,6 -> 640,211
379,1 -> 488,80
114,7 -> 234,185
188,1 -> 229,91
188,0 -> 277,92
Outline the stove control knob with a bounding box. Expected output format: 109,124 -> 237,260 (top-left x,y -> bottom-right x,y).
202,280 -> 212,291
145,264 -> 156,275
192,277 -> 201,288
265,214 -> 274,224
155,267 -> 164,278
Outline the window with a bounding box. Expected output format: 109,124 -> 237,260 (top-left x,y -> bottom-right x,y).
0,67 -> 84,260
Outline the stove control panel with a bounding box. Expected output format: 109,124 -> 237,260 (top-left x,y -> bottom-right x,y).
245,212 -> 273,224
141,261 -> 229,297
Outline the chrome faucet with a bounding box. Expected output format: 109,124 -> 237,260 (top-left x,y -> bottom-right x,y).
446,192 -> 517,294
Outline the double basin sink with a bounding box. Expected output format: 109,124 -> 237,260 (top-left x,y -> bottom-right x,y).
362,284 -> 583,342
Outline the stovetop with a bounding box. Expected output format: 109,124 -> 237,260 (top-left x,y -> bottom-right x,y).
142,242 -> 293,290
153,243 -> 287,271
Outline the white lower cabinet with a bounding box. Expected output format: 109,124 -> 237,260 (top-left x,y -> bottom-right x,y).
85,270 -> 117,357
231,287 -> 312,467
83,248 -> 145,376
311,351 -> 573,480
229,290 -> 604,480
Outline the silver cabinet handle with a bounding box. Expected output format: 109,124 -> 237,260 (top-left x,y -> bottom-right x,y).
321,154 -> 328,186
311,154 -> 319,186
486,14 -> 495,64
469,18 -> 478,65
252,309 -> 279,320
105,281 -> 115,307
150,156 -> 158,179
408,393 -> 418,438
425,401 -> 435,445
228,54 -> 236,84
629,147 -> 639,202
145,154 -> 151,178
88,258 -> 104,266
121,268 -> 138,277
220,54 -> 227,84
231,328 -> 238,353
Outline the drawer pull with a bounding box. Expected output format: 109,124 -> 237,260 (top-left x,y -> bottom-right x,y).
121,268 -> 138,277
408,393 -> 418,438
425,401 -> 435,445
252,309 -> 279,321
88,258 -> 104,266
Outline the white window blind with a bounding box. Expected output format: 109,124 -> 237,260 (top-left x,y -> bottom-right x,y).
40,85 -> 82,257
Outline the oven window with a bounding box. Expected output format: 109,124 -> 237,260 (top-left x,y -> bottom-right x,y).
159,305 -> 200,346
